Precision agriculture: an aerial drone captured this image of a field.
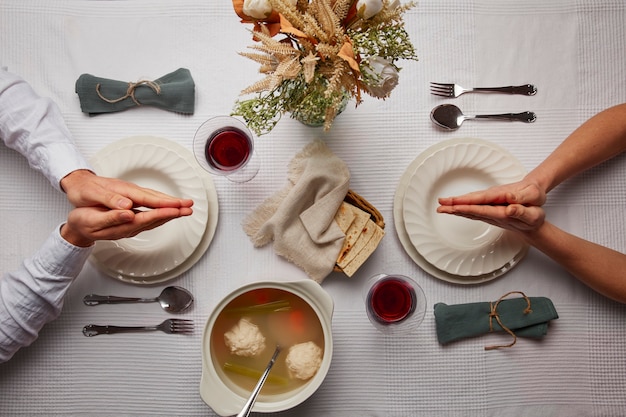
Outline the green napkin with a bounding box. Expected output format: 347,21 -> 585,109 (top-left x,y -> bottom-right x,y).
75,68 -> 195,115
434,292 -> 559,349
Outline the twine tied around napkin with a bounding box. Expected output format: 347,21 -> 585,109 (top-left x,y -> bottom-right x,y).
434,291 -> 559,350
75,68 -> 195,115
95,79 -> 161,106
486,291 -> 533,350
242,139 -> 350,283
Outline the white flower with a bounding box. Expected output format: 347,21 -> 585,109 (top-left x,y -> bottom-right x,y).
362,57 -> 399,98
243,0 -> 273,19
243,0 -> 296,19
356,0 -> 384,19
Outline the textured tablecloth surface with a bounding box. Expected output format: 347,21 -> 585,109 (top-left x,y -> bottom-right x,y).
1,1 -> 625,416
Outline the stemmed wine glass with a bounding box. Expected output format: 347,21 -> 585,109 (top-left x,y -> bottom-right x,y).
193,116 -> 260,183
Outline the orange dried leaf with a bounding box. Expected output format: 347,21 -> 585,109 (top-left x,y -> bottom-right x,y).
337,40 -> 360,72
279,14 -> 311,40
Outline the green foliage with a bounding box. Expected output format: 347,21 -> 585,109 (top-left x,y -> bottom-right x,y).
350,24 -> 418,65
232,92 -> 283,136
232,74 -> 348,135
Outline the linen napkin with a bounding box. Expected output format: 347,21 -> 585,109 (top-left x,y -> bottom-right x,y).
434,291 -> 559,350
242,139 -> 350,283
75,68 -> 195,115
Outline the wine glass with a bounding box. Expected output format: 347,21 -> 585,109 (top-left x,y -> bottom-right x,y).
193,116 -> 260,183
363,274 -> 427,335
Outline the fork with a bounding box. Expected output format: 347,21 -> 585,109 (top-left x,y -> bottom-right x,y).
82,319 -> 194,336
430,82 -> 537,98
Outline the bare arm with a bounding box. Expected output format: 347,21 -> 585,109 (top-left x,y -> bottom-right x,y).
523,222 -> 626,304
439,103 -> 626,207
528,103 -> 626,193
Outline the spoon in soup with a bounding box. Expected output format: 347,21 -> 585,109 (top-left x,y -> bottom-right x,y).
83,286 -> 194,313
430,104 -> 536,130
236,345 -> 282,417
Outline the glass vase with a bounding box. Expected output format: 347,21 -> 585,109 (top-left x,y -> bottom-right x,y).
292,92 -> 350,127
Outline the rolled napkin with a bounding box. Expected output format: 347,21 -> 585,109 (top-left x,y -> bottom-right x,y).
75,68 -> 195,115
243,139 -> 350,283
434,291 -> 559,350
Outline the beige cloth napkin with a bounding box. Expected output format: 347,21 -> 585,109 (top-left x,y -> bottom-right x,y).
243,140 -> 350,283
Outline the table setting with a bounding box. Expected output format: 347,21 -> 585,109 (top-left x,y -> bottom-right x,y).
1,0 -> 626,416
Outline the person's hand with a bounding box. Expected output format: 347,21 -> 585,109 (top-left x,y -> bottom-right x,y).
59,169 -> 194,247
437,179 -> 546,207
436,179 -> 547,234
60,205 -> 192,247
436,203 -> 546,234
60,169 -> 194,211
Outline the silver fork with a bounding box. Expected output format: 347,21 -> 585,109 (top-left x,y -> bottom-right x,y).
82,319 -> 194,336
430,82 -> 537,98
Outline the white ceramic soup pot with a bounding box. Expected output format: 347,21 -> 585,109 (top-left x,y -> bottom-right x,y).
200,279 -> 334,416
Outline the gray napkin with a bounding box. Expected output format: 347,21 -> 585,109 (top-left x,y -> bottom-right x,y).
75,68 -> 195,115
242,140 -> 350,283
434,292 -> 559,349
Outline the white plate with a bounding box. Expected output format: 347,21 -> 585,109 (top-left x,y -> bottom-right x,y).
394,138 -> 529,284
89,136 -> 218,284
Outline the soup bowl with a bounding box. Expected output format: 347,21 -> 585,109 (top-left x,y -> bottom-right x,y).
200,279 -> 334,416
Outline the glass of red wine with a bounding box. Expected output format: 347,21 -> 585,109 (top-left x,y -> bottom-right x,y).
193,116 -> 260,182
364,274 -> 426,334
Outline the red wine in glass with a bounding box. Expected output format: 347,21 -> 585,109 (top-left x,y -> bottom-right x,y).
204,127 -> 251,172
367,276 -> 416,324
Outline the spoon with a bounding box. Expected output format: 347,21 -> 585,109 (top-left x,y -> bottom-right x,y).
83,286 -> 194,313
236,345 -> 282,417
430,104 -> 536,130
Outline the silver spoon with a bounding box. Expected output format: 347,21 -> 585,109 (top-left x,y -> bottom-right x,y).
430,104 -> 536,130
83,286 -> 194,313
236,345 -> 282,417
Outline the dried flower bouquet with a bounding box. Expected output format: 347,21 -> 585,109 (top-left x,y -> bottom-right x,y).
231,0 -> 418,135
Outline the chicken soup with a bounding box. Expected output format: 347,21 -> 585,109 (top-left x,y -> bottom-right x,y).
210,288 -> 325,396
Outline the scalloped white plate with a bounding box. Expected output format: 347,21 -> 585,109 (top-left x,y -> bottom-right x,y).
395,138 -> 529,283
89,136 -> 217,284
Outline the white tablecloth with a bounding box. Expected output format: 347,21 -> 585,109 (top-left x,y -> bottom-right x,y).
1,0 -> 625,416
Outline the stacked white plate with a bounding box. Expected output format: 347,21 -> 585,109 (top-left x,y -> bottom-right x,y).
393,138 -> 529,284
89,136 -> 219,285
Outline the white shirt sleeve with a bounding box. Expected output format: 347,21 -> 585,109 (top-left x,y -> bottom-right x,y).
0,70 -> 94,362
0,226 -> 93,363
0,69 -> 92,191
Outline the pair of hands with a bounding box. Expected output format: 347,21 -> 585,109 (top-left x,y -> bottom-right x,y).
59,170 -> 194,247
436,178 -> 547,235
